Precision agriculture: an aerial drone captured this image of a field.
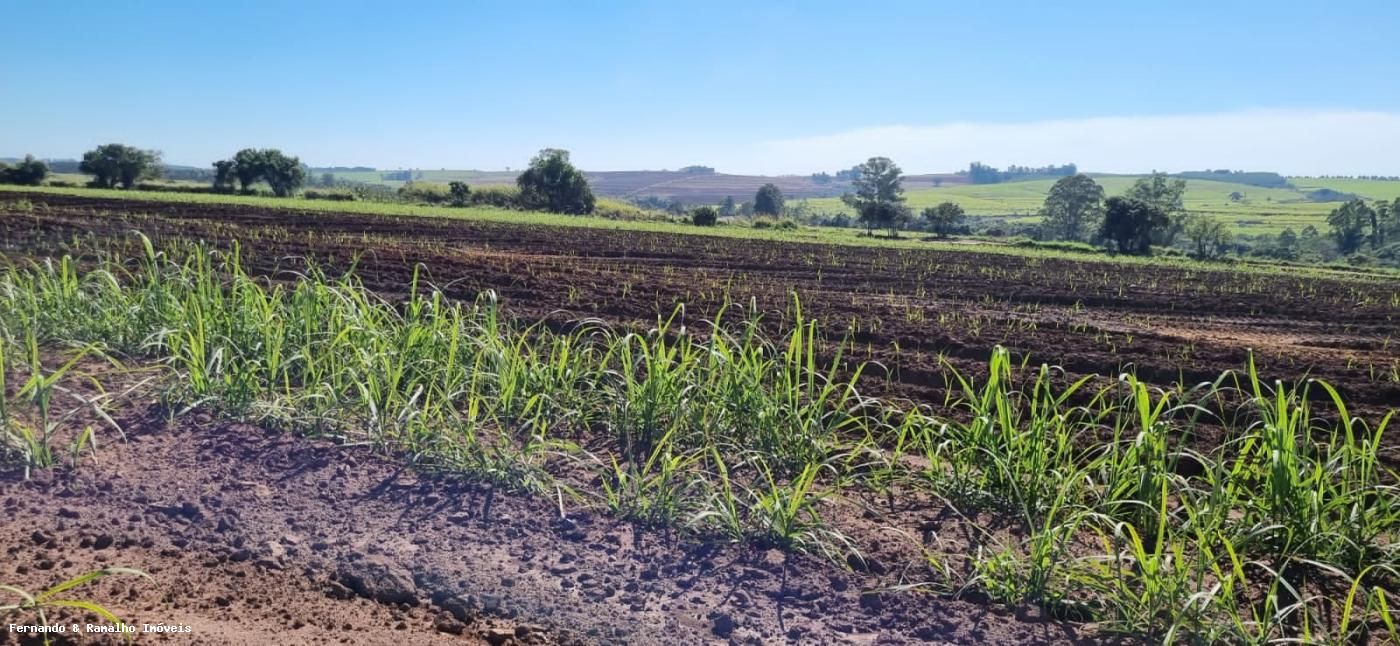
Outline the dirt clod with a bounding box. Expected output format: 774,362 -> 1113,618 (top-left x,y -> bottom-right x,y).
340,556 -> 419,606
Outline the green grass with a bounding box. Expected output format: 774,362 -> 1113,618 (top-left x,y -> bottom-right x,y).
326,169 -> 514,188
1,239 -> 1395,643
803,175 -> 1387,235
1290,177 -> 1400,202
1,568 -> 151,645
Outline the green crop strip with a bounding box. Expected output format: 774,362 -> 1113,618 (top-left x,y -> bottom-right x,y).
0,235 -> 1395,644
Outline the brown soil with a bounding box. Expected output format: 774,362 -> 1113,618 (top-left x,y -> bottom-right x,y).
3,192 -> 1396,421
2,192 -> 1396,643
1,381 -> 1117,645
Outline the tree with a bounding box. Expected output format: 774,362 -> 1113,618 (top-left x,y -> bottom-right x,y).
857,202 -> 909,237
846,156 -> 904,205
842,157 -> 908,236
79,144 -> 160,189
0,155 -> 49,186
1229,191 -> 1245,203
754,183 -> 784,216
1039,174 -> 1104,241
1370,200 -> 1389,249
448,181 -> 471,207
967,162 -> 1002,184
719,195 -> 736,218
691,205 -> 718,226
319,172 -> 336,188
223,149 -> 306,197
1098,196 -> 1168,255
516,148 -> 595,215
260,150 -> 306,197
211,160 -> 237,192
1126,173 -> 1188,245
922,202 -> 965,237
231,149 -> 264,192
1327,199 -> 1372,254
1184,215 -> 1232,259
1391,198 -> 1400,240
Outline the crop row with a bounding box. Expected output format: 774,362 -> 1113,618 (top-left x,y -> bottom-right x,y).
0,237 -> 1396,643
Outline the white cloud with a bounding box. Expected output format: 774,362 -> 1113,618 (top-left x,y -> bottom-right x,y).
733,109 -> 1400,176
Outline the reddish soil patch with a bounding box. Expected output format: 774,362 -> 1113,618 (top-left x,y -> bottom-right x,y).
1,387 -> 1115,645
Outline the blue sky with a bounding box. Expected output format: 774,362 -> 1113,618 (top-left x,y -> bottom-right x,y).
3,1 -> 1399,174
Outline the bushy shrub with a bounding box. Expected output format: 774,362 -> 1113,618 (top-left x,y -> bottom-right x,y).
396,182 -> 453,204
516,148 -> 595,215
691,206 -> 718,226
133,182 -> 218,194
1012,238 -> 1099,253
752,218 -> 799,230
304,189 -> 356,202
448,181 -> 470,207
468,185 -> 522,208
594,198 -> 661,220
0,155 -> 50,186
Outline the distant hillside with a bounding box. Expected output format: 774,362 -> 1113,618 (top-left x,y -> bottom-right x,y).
803,174 -> 1363,235
331,168 -> 968,204
1171,170 -> 1292,189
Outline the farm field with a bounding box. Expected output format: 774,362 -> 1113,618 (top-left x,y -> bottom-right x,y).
42,170 -> 1400,238
3,190 -> 1397,411
2,191 -> 1398,644
803,175 -> 1400,235
328,168 -> 966,202
329,169 -> 874,203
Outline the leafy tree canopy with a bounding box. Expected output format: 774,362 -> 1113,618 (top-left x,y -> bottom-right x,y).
1327,199 -> 1373,254
691,205 -> 718,226
0,155 -> 50,186
1098,196 -> 1168,255
516,148 -> 595,215
79,144 -> 161,189
754,183 -> 784,216
922,202 -> 965,237
1039,174 -> 1104,242
220,149 -> 306,197
842,157 -> 907,236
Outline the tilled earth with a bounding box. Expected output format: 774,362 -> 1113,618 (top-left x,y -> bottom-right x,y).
2,393 -> 1115,645
2,192 -> 1396,421
2,192 -> 1397,644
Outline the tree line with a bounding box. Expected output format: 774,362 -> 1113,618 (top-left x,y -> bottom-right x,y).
0,155 -> 50,185
12,144 -> 1400,260
696,161 -> 1260,260
0,143 -> 599,217
965,162 -> 1077,185
692,158 -> 970,236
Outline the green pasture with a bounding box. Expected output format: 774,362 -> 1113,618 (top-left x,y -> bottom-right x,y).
1290,177 -> 1400,201
801,175 -> 1399,235
327,169 -> 513,188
